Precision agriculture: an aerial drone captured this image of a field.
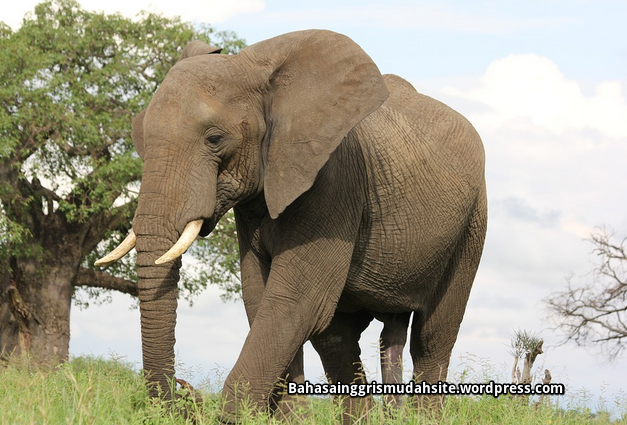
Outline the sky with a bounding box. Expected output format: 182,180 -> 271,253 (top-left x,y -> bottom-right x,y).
4,0 -> 627,414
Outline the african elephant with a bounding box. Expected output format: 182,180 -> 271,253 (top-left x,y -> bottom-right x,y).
96,29 -> 487,421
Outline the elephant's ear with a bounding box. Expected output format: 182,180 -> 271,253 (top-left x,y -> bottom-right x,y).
242,30 -> 389,219
178,40 -> 222,61
131,109 -> 146,159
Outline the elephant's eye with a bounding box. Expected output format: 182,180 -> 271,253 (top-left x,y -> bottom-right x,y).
205,133 -> 223,146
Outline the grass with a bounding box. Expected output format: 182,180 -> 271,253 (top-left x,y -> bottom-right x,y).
1,356 -> 626,424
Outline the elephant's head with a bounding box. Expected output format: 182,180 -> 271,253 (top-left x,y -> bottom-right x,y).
96,30 -> 388,399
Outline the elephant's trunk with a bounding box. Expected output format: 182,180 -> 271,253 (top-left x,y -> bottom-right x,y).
134,211 -> 182,399
131,150 -> 217,399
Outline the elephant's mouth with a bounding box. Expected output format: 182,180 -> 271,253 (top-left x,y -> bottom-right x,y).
199,218 -> 216,238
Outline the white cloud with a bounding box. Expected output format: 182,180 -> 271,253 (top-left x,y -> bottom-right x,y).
2,0 -> 265,29
431,56 -> 627,402
443,54 -> 627,139
434,53 -> 627,241
560,216 -> 595,239
110,0 -> 266,24
231,4 -> 573,35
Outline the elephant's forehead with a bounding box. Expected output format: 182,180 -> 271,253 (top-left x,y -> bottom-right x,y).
145,71 -> 246,132
167,55 -> 240,98
154,68 -> 221,105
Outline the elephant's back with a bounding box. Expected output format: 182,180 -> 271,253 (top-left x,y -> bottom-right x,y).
379,73 -> 484,171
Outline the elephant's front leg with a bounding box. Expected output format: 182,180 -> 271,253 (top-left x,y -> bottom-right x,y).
219,234 -> 358,422
237,224 -> 306,418
271,346 -> 308,419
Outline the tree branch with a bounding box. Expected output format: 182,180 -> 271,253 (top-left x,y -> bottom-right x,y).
80,199 -> 137,258
545,228 -> 627,359
74,267 -> 138,296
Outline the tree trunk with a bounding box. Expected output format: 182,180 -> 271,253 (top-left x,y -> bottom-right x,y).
0,259 -> 73,365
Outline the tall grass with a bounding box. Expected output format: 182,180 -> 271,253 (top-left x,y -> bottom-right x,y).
1,356 -> 625,424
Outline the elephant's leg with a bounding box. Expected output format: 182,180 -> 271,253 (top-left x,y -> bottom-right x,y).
219,231 -> 361,421
271,346 -> 308,419
237,230 -> 270,327
283,346 -> 304,383
310,310 -> 374,425
219,163 -> 366,421
311,310 -> 373,384
409,194 -> 487,412
237,223 -> 307,418
378,312 -> 411,407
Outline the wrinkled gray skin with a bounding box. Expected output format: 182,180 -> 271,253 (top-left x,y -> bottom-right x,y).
128,30 -> 487,421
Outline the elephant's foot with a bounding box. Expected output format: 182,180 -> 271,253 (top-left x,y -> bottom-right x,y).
338,395 -> 374,425
383,393 -> 405,408
175,378 -> 203,404
407,394 -> 445,422
273,394 -> 310,422
381,394 -> 408,423
382,393 -> 405,418
217,381 -> 264,424
173,379 -> 204,423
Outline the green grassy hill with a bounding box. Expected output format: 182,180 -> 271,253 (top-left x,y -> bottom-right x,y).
0,356 -> 625,424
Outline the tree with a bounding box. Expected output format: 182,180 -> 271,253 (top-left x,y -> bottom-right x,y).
509,329 -> 544,386
545,229 -> 627,359
0,0 -> 244,365
509,329 -> 552,405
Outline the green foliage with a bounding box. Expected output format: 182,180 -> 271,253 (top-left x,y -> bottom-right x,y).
510,329 -> 542,359
0,212 -> 44,263
1,356 -> 625,424
0,0 -> 245,303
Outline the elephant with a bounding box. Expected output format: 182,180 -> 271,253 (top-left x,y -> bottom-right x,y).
95,29 -> 487,421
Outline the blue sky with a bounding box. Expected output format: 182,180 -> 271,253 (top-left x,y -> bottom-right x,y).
212,0 -> 627,82
4,0 -> 627,414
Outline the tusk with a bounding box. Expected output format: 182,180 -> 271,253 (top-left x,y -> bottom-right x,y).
94,230 -> 137,267
155,219 -> 203,265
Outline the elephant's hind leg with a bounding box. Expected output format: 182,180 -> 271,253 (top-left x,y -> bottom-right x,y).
378,312 -> 412,407
310,310 -> 374,424
409,192 -> 487,411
